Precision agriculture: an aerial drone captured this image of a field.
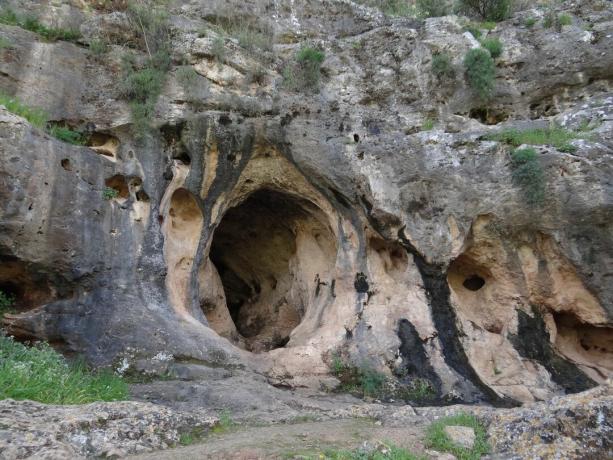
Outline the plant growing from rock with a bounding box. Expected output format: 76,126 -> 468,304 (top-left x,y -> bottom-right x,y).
426,412 -> 490,460
48,125 -> 87,145
463,48 -> 495,100
456,0 -> 511,21
284,45 -> 325,93
0,8 -> 81,42
417,0 -> 450,18
0,92 -> 47,128
176,65 -> 200,102
431,52 -> 455,80
119,1 -> 171,138
481,37 -> 503,58
103,187 -> 119,200
356,0 -> 414,17
510,147 -> 545,206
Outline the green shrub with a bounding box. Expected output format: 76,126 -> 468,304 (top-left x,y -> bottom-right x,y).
89,38 -> 109,55
0,291 -> 15,316
485,126 -> 581,150
0,8 -> 80,42
463,48 -> 495,100
524,17 -> 536,27
417,0 -> 450,18
464,24 -> 482,39
480,21 -> 496,30
426,413 -> 490,460
456,0 -> 511,21
103,187 -> 119,200
49,125 -> 86,145
510,147 -> 545,205
0,92 -> 48,128
284,45 -> 325,92
558,14 -> 572,26
431,52 -> 455,79
126,1 -> 169,56
481,37 -> 503,58
212,35 -> 226,66
0,335 -> 128,404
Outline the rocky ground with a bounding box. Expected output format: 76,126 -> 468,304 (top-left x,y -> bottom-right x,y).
0,371 -> 610,459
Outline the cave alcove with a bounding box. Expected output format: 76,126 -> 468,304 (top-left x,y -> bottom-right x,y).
202,189 -> 337,353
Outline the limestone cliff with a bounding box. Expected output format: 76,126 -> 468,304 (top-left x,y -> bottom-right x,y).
0,0 -> 612,407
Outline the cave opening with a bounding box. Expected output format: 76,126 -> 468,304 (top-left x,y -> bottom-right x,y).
463,275 -> 485,291
202,189 -> 337,353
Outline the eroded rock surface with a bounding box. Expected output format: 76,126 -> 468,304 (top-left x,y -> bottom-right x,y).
0,399 -> 217,459
0,0 -> 611,412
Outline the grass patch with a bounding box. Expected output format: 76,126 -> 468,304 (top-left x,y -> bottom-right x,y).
397,378 -> 437,403
425,413 -> 490,460
210,16 -> 274,52
481,37 -> 502,58
89,38 -> 109,56
463,48 -> 495,100
485,125 -> 582,150
0,335 -> 128,404
558,14 -> 572,26
0,92 -> 48,128
178,426 -> 207,446
330,353 -> 387,398
211,409 -> 236,434
48,125 -> 86,145
524,17 -> 536,28
422,118 -> 435,131
0,8 -> 80,42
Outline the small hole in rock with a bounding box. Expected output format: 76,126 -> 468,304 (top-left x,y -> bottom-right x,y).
353,133 -> 360,142
61,159 -> 71,171
463,275 -> 485,291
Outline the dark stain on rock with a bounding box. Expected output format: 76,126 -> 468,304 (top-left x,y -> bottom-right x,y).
509,309 -> 597,394
354,272 -> 369,293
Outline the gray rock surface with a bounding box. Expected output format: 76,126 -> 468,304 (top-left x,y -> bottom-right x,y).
0,0 -> 611,414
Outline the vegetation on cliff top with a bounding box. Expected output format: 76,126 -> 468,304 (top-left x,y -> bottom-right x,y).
0,8 -> 80,42
0,335 -> 128,404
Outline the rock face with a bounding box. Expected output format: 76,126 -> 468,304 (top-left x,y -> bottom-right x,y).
0,399 -> 218,459
0,0 -> 612,406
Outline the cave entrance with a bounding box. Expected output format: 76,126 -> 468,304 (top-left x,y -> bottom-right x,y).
202,189 -> 337,353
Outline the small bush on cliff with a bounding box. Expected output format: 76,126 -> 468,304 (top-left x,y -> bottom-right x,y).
0,8 -> 80,42
284,45 -> 325,92
417,0 -> 450,18
330,353 -> 387,398
431,52 -> 455,80
510,147 -> 545,206
119,1 -> 171,137
463,48 -> 495,100
456,0 -> 511,22
0,335 -> 128,404
426,412 -> 490,460
481,37 -> 503,58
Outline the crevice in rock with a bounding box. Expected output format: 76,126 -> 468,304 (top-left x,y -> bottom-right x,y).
510,309 -> 598,393
397,228 -> 519,407
88,132 -> 120,159
203,189 -> 337,353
